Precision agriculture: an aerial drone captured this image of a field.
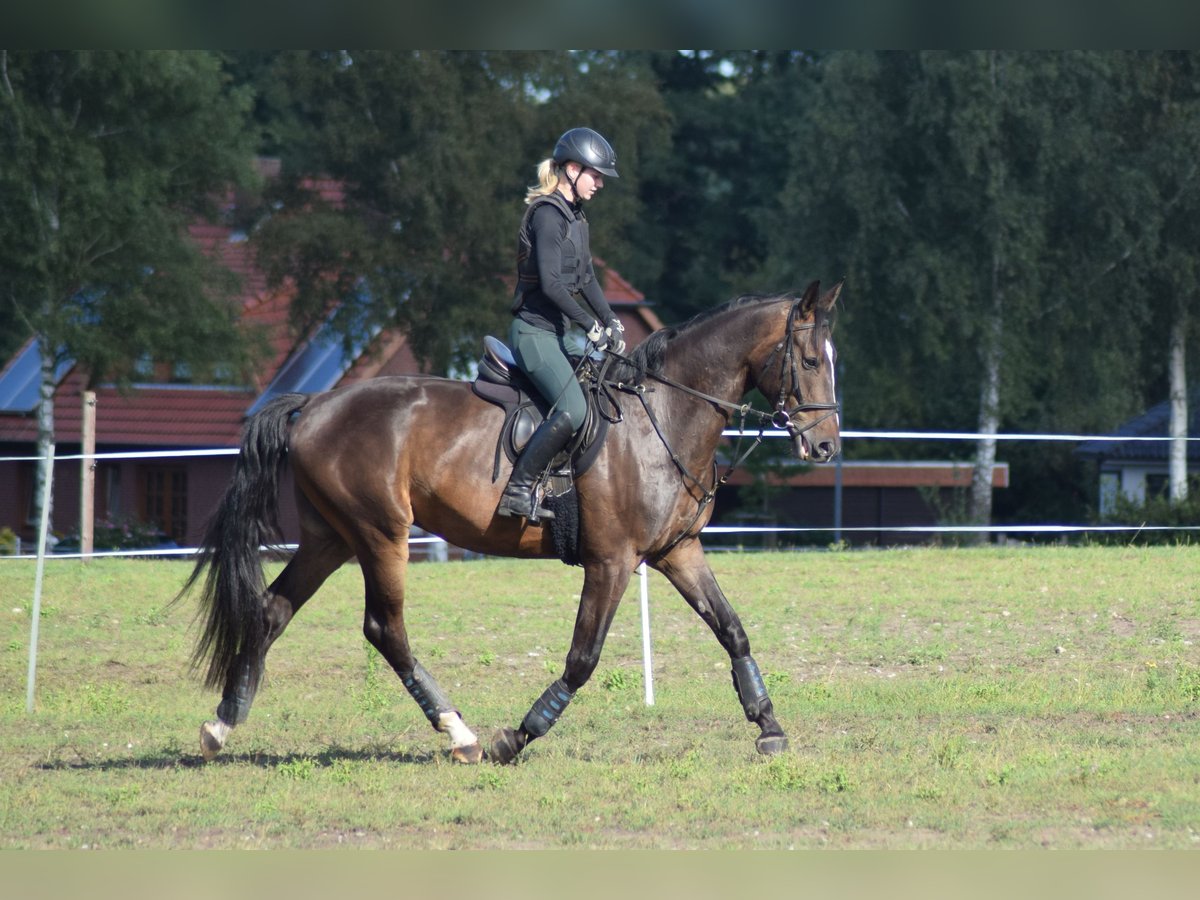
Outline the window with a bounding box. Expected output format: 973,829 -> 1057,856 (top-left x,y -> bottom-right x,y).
1145,474 -> 1168,500
139,467 -> 187,542
99,465 -> 122,519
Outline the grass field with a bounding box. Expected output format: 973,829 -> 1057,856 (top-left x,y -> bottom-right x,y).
2,545 -> 1199,849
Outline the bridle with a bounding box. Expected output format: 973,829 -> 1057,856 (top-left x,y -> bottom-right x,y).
598,295 -> 840,556
761,297 -> 840,438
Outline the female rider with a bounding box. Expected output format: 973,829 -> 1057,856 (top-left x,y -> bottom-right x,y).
497,126 -> 626,522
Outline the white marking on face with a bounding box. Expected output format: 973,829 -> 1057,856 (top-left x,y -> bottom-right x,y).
437,710 -> 479,750
825,339 -> 840,427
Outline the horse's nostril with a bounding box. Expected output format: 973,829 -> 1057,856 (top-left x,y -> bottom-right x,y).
817,441 -> 837,459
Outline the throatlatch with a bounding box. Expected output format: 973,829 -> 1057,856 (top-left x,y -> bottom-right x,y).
730,655 -> 770,721
402,661 -> 457,729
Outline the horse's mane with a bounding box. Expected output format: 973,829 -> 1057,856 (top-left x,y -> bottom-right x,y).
611,292 -> 797,384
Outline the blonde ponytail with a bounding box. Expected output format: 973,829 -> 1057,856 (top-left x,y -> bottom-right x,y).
524,158 -> 561,205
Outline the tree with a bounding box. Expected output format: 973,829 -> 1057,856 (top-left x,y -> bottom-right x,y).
233,50 -> 670,373
1101,53 -> 1200,505
623,51 -> 822,323
765,52 -> 1155,531
0,50 -> 259,529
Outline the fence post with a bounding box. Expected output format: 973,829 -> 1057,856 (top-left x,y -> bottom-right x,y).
80,391 -> 96,559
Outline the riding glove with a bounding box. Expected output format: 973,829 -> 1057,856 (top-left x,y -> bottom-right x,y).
586,319 -> 609,351
605,318 -> 626,355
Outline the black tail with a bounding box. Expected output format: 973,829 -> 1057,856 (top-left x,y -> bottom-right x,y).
176,393 -> 309,690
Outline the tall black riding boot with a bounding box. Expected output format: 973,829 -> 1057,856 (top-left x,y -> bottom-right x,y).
497,410 -> 575,522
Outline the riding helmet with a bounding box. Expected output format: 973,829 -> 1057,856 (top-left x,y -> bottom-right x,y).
553,127 -> 619,178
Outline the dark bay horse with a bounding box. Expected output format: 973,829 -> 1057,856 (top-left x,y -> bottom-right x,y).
181,280 -> 842,764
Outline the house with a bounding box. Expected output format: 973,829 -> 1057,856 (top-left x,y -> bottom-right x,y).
1075,397 -> 1197,514
713,459 -> 1010,547
0,196 -> 665,550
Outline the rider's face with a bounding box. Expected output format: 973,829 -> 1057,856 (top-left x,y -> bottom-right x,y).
576,167 -> 604,199
564,163 -> 604,201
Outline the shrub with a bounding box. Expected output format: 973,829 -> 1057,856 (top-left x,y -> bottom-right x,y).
58,514 -> 170,551
1090,492 -> 1200,546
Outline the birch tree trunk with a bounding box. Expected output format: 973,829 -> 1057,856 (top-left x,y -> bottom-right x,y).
1168,309 -> 1188,504
969,51 -> 1006,543
31,333 -> 56,533
970,252 -> 1004,539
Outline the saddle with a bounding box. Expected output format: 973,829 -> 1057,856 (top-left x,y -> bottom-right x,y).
470,337 -> 619,566
471,336 -> 612,494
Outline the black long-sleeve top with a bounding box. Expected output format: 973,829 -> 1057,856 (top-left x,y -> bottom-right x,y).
515,202 -> 616,334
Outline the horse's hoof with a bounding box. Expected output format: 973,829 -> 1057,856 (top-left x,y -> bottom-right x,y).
199,722 -> 225,762
451,742 -> 484,765
489,727 -> 521,765
756,733 -> 789,755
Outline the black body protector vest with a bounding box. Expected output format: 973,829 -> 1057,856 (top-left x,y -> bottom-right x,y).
512,191 -> 594,313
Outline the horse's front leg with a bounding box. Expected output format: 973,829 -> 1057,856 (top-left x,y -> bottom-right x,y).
491,560 -> 633,764
653,539 -> 788,755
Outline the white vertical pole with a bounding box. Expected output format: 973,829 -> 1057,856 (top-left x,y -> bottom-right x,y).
638,561 -> 654,706
80,391 -> 96,560
27,443 -> 56,713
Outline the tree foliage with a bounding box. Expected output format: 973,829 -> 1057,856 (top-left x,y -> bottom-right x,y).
0,51 -> 260,387
234,50 -> 670,372
618,51 -> 1200,523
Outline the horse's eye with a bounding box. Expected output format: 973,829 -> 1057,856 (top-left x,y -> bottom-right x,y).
802,356 -> 819,370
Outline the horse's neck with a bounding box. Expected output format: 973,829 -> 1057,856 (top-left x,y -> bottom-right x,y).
662,314 -> 764,405
647,317 -> 763,452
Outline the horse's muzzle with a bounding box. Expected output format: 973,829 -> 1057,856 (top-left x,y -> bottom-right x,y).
795,433 -> 840,463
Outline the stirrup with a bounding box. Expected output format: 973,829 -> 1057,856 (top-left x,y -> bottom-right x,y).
497,487 -> 555,522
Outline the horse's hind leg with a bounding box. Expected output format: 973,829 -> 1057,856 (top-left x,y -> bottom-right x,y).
359,542 -> 483,764
200,535 -> 350,760
653,539 -> 789,755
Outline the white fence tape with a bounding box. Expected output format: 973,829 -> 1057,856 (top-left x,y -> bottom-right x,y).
1,425 -> 1192,560
726,429 -> 1194,441
1,428 -> 1192,464
0,448 -> 238,462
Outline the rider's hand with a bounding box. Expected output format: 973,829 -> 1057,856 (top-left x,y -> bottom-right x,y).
605,318 -> 626,355
586,319 -> 609,351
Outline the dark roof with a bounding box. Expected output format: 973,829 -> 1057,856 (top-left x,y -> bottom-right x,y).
1075,396 -> 1200,463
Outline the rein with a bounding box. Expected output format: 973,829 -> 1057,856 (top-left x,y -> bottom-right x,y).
600,299 -> 840,556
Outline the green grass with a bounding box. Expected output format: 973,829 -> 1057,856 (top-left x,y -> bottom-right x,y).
2,546 -> 1199,848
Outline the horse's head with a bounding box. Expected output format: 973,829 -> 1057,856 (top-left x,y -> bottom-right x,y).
755,280 -> 842,463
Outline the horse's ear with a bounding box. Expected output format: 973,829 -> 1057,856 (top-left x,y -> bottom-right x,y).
819,279 -> 844,312
799,280 -> 820,313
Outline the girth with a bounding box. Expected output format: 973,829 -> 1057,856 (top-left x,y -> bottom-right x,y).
471,336 -> 611,490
